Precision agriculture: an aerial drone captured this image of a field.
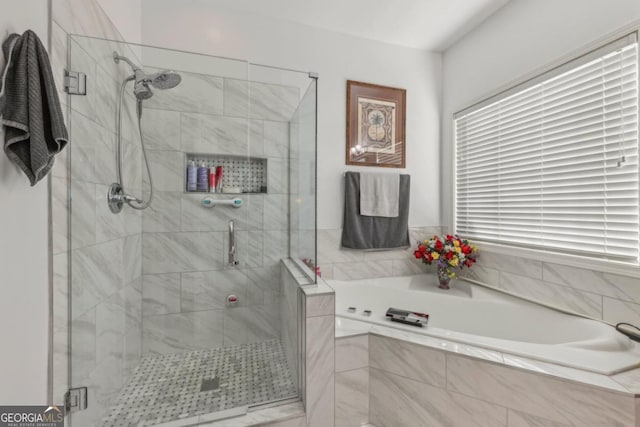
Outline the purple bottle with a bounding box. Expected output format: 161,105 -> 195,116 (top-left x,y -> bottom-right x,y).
197,161 -> 209,192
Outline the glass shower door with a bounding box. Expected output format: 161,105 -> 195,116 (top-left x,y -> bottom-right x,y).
66,34 -> 148,427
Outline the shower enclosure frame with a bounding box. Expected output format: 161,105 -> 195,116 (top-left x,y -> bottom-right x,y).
59,34 -> 318,426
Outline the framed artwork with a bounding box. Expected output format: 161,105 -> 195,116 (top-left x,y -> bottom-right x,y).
346,80 -> 406,168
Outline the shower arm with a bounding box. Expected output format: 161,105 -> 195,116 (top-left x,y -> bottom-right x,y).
113,51 -> 140,72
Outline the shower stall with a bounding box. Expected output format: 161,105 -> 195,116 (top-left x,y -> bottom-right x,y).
64,35 -> 317,426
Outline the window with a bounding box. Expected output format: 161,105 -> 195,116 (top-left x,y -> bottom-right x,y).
454,34 -> 639,262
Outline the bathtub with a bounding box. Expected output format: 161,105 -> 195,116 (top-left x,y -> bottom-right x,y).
329,274 -> 640,375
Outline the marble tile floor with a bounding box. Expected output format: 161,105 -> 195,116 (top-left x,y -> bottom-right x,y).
100,339 -> 297,427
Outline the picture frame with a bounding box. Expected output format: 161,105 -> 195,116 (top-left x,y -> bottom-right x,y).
346,80 -> 406,168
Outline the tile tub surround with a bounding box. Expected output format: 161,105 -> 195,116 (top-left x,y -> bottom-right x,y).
316,226 -> 445,280
459,248 -> 640,326
334,320 -> 640,427
335,334 -> 369,427
304,294 -> 335,427
320,223 -> 640,329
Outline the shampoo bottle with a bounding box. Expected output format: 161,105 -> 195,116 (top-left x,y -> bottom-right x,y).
197,161 -> 209,191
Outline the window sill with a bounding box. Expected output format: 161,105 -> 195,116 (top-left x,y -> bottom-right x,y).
475,241 -> 640,279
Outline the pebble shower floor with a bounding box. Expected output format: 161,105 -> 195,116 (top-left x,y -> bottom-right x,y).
100,339 -> 297,427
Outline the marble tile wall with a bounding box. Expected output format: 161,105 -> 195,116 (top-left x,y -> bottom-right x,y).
335,335 -> 369,427
50,1 -> 144,426
342,334 -> 640,427
280,262 -> 301,395
316,226 -> 444,280
459,249 -> 640,326
138,69 -> 300,354
280,260 -> 336,427
304,292 -> 335,427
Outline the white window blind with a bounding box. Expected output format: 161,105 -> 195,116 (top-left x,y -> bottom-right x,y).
454,34 -> 640,261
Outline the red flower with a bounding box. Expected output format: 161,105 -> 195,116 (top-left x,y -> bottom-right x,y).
413,235 -> 477,271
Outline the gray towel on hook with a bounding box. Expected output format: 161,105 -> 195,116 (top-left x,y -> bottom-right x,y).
341,172 -> 410,250
1,30 -> 68,186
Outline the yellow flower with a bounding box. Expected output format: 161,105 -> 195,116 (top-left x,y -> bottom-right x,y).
431,252 -> 440,260
450,257 -> 459,267
448,271 -> 456,278
455,246 -> 462,253
453,240 -> 460,247
471,245 -> 478,252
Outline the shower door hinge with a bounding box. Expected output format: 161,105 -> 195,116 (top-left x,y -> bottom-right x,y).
64,70 -> 87,95
64,386 -> 88,415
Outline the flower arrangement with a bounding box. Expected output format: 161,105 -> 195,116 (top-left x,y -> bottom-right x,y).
413,235 -> 478,288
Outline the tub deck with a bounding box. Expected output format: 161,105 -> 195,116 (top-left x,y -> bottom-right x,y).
329,274 -> 640,376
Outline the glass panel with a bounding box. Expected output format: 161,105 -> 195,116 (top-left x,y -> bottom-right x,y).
68,35 -> 309,426
289,80 -> 318,282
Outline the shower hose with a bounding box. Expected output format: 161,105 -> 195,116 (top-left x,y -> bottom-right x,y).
115,77 -> 154,210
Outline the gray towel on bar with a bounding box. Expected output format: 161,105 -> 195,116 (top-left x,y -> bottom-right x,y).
1,30 -> 68,186
341,171 -> 410,250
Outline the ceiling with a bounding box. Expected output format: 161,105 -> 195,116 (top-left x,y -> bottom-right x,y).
204,0 -> 511,51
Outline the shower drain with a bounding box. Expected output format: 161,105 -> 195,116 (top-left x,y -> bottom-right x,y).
200,377 -> 220,392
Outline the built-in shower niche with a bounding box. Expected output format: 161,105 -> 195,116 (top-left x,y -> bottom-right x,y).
185,153 -> 267,194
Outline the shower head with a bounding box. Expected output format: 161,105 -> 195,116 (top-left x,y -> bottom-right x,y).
146,71 -> 182,90
113,51 -> 182,100
131,70 -> 181,100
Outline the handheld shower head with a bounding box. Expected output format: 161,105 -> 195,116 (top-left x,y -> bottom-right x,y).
113,51 -> 182,101
112,51 -> 183,213
133,74 -> 154,100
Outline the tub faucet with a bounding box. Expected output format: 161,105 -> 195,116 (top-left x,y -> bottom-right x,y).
228,220 -> 239,266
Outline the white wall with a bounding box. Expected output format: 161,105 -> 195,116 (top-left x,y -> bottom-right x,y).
96,0 -> 142,44
0,0 -> 50,404
441,0 -> 640,227
141,0 -> 442,229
